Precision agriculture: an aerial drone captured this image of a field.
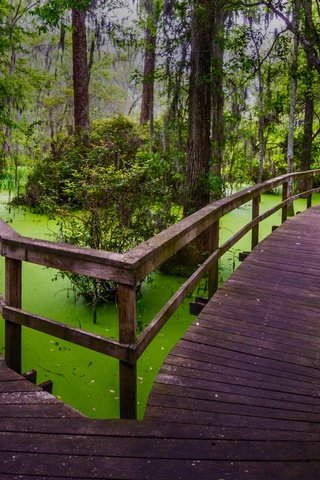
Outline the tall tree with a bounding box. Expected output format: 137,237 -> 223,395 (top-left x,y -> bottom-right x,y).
0,0 -> 42,174
249,16 -> 266,184
184,0 -> 214,216
140,0 -> 158,131
211,2 -> 226,197
72,5 -> 90,137
299,0 -> 314,192
286,0 -> 299,216
262,0 -> 320,75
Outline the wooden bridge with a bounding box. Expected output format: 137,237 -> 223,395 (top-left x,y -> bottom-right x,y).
1,170 -> 320,478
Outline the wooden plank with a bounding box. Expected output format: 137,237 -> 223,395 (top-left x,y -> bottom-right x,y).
5,257 -> 22,373
0,456 -> 319,480
3,306 -> 130,362
151,381 -> 319,414
148,389 -> 320,422
118,284 -> 137,419
182,329 -> 320,373
146,403 -> 320,430
2,238 -> 135,285
198,312 -> 320,350
1,431 -> 320,462
210,290 -> 320,323
282,181 -> 288,223
165,354 -> 320,393
0,403 -> 82,418
175,338 -> 320,382
0,391 -> 57,405
171,344 -> 320,385
187,323 -> 320,362
0,219 -> 20,240
154,371 -> 320,408
1,416 -> 320,442
158,362 -> 320,400
0,379 -> 44,393
251,195 -> 260,249
208,221 -> 219,297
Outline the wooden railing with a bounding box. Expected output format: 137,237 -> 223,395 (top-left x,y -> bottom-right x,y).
1,169 -> 320,419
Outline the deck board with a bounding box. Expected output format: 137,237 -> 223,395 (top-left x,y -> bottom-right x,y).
1,206 -> 320,478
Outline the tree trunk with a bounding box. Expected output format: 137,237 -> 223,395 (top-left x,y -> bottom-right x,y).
211,3 -> 225,199
184,0 -> 214,217
299,0 -> 314,193
301,92 -> 314,170
140,24 -> 157,132
72,7 -> 90,138
286,0 -> 299,214
257,75 -> 265,184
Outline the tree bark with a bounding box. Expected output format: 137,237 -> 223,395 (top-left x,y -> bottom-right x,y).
301,92 -> 314,170
257,71 -> 265,184
299,0 -> 314,193
72,7 -> 90,138
211,3 -> 225,199
140,23 -> 157,131
286,0 -> 299,214
184,0 -> 214,217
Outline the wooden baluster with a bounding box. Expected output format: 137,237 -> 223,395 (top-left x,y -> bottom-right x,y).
118,284 -> 137,419
307,175 -> 312,209
5,258 -> 22,373
307,194 -> 312,209
251,195 -> 260,250
282,181 -> 288,223
208,220 -> 219,299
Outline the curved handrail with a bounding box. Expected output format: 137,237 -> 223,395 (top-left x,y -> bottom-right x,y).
1,169 -> 320,419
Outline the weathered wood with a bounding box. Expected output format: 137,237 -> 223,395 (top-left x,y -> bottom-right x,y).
2,306 -> 130,362
251,194 -> 259,249
0,294 -> 4,314
0,219 -> 21,241
124,170 -> 320,281
5,258 -> 22,373
208,221 -> 219,298
23,369 -> 37,384
118,284 -> 137,419
2,237 -> 135,285
282,181 -> 288,223
135,247 -> 221,359
239,251 -> 250,261
307,192 -> 312,208
1,173 -> 320,480
134,196 -> 315,361
189,297 -> 208,315
2,200 -> 320,480
39,380 -> 53,394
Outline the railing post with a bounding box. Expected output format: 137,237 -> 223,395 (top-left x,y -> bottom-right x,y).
282,181 -> 288,223
5,258 -> 22,373
306,175 -> 313,209
118,283 -> 137,419
251,194 -> 260,250
307,194 -> 312,209
208,220 -> 219,299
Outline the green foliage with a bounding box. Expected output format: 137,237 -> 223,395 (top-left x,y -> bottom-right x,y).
34,0 -> 92,28
22,115 -> 179,312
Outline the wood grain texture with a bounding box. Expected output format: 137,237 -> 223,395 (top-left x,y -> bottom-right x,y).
1,201 -> 320,478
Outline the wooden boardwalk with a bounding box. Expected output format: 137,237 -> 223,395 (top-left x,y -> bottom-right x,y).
1,206 -> 320,479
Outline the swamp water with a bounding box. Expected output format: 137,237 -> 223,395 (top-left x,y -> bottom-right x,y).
0,190 -> 318,418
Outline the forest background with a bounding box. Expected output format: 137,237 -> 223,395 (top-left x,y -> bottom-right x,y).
0,0 -> 320,307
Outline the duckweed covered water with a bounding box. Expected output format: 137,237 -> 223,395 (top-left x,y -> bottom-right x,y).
0,190 -> 318,418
